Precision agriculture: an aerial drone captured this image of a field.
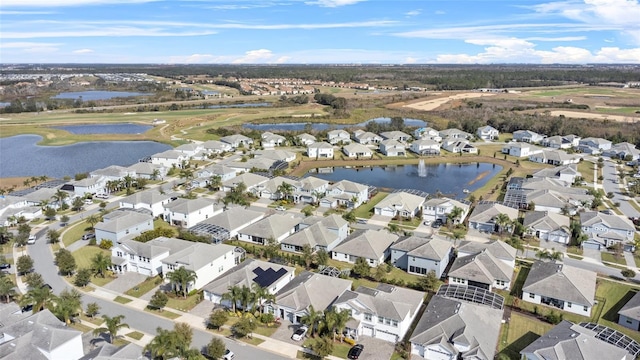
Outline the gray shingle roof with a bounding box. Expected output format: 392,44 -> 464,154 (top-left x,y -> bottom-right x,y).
523,260 -> 596,306
196,207 -> 264,232
275,271 -> 352,312
334,284 -> 424,321
162,197 -> 217,214
523,211 -> 570,232
161,242 -> 235,271
332,229 -> 398,260
448,250 -> 513,283
618,291 -> 640,322
457,240 -> 517,262
391,235 -> 452,261
468,203 -> 519,224
120,189 -> 171,206
239,213 -> 303,239
375,192 -> 425,213
203,258 -> 295,296
281,222 -> 338,249
520,321 -> 629,360
94,210 -> 153,233
580,211 -> 635,232
410,296 -> 502,360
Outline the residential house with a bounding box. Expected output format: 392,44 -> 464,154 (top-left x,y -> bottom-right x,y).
380,131 -> 412,142
379,139 -> 406,156
119,189 -> 174,217
618,291 -> 640,331
542,135 -> 577,149
524,211 -> 571,244
161,241 -> 236,291
324,179 -> 369,208
202,139 -> 233,154
578,137 -> 612,154
327,129 -> 351,145
353,131 -> 382,145
410,294 -> 503,360
295,177 -> 329,204
468,202 -> 519,233
334,284 -> 424,343
191,164 -> 237,189
442,138 -> 478,154
188,206 -> 264,243
520,321 -> 630,360
532,164 -> 581,185
296,133 -> 317,146
220,134 -> 254,148
331,229 -> 398,267
414,127 -> 442,142
390,235 -> 453,278
502,142 -> 544,157
70,176 -> 106,197
237,213 -> 302,245
221,172 -> 269,192
227,157 -> 275,174
503,177 -> 593,212
268,271 -> 352,324
580,211 -> 636,250
342,143 -> 373,158
281,215 -> 348,253
110,236 -> 191,276
307,142 -> 334,159
439,128 -> 472,140
20,188 -> 67,209
253,149 -> 296,162
422,197 -> 470,223
127,162 -> 167,180
374,191 -> 425,218
513,130 -> 545,143
90,165 -> 132,181
95,210 -> 154,244
448,246 -> 514,290
522,260 -> 596,316
457,240 -> 517,268
476,125 -> 499,140
603,142 -> 640,161
261,132 -> 286,148
529,149 -> 581,166
202,258 -> 296,306
163,198 -> 222,228
0,195 -> 30,226
151,150 -> 188,168
175,142 -> 204,157
80,343 -> 147,360
0,307 -> 84,360
409,139 -> 440,155
253,176 -> 299,200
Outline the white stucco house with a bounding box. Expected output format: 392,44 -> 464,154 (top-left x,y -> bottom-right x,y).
476,125 -> 499,140
307,142 -> 334,159
119,189 -> 174,217
513,130 -> 545,143
374,191 -> 425,218
331,229 -> 398,267
161,242 -> 236,291
502,142 -> 544,157
151,150 -> 188,168
379,139 -> 406,156
327,129 -> 351,145
324,179 -> 369,208
409,139 -> 440,155
422,197 -> 470,223
163,198 -> 222,228
94,210 -> 154,244
523,211 -> 571,244
342,143 -> 373,158
296,133 -> 317,146
390,235 -> 453,278
237,213 -> 302,245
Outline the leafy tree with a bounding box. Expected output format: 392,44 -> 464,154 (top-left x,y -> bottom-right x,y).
0,277 -> 16,303
207,309 -> 229,330
622,269 -> 636,278
417,270 -> 439,292
53,288 -> 82,324
55,248 -> 76,276
91,252 -> 111,278
44,207 -> 57,220
93,314 -> 129,343
386,223 -> 401,234
21,285 -> 55,313
372,263 -> 387,281
24,272 -> 44,289
342,210 -> 356,223
16,255 -> 34,275
86,214 -> 102,229
167,266 -> 198,298
47,229 -> 61,244
205,337 -> 226,359
60,215 -> 70,226
86,302 -> 100,318
316,249 -> 329,266
302,244 -> 315,270
300,305 -> 323,337
231,317 -> 257,338
74,268 -> 92,287
149,290 -> 169,312
352,257 -> 371,278
310,336 -> 334,358
72,197 -> 85,211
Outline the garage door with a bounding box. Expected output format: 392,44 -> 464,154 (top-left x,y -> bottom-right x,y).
582,242 -> 601,250
361,326 -> 373,337
375,329 -> 398,343
380,208 -> 395,217
138,267 -> 152,276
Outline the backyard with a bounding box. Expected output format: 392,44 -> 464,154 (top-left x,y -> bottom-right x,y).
71,246 -> 115,287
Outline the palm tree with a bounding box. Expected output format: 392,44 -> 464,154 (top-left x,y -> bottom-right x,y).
494,213 -> 511,235
447,206 -> 464,225
151,169 -> 161,181
301,244 -> 315,270
51,189 -> 69,208
145,326 -> 180,359
23,179 -> 31,188
53,288 -> 82,325
276,181 -> 295,201
221,285 -> 242,313
323,306 -> 350,341
86,214 -> 102,229
251,283 -> 275,313
166,266 -> 197,298
38,175 -> 48,183
21,285 -> 56,313
208,175 -> 222,191
0,277 -> 16,303
91,252 -> 111,278
93,314 -> 129,344
238,285 -> 256,313
300,305 -> 323,337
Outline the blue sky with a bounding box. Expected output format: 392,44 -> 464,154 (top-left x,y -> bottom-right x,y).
1,0 -> 639,64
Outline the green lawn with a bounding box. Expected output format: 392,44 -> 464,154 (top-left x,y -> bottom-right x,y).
72,246 -> 110,269
601,252 -> 626,265
126,331 -> 145,340
62,220 -> 92,247
498,313 -> 553,359
353,192 -> 388,219
80,314 -> 105,326
153,218 -> 178,236
578,161 -> 595,184
124,276 -> 162,297
114,296 -> 132,304
166,293 -> 202,312
595,280 -> 640,343
253,324 -> 280,337
144,307 -> 181,320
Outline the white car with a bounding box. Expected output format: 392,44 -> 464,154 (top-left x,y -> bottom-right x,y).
223,349 -> 235,360
84,199 -> 93,205
27,235 -> 36,245
291,325 -> 308,341
275,205 -> 286,211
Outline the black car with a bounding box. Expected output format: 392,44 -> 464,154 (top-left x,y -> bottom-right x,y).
0,263 -> 10,270
432,218 -> 444,228
347,344 -> 364,359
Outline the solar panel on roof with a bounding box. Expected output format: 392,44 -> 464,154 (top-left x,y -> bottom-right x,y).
252,267 -> 287,288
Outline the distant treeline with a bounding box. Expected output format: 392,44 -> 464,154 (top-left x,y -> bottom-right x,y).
4,64 -> 640,90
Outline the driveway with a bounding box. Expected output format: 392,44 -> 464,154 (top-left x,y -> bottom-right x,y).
189,299 -> 217,319
102,272 -> 149,293
270,319 -> 304,345
582,248 -> 602,263
353,336 -> 395,360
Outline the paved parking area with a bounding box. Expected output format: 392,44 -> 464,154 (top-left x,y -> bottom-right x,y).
270,320 -> 304,345
102,272 -> 148,293
189,299 -> 217,318
355,336 -> 396,360
583,248 -> 602,262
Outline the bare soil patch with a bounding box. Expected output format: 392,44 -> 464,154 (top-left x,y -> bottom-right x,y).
548,110 -> 640,123
403,92 -> 497,111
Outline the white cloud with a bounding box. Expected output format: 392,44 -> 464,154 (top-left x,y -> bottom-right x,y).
304,0 -> 366,7
1,0 -> 157,6
0,41 -> 62,48
2,28 -> 218,39
232,49 -> 276,63
405,9 -> 421,17
434,10 -> 445,15
0,10 -> 56,14
73,48 -> 94,53
403,57 -> 417,64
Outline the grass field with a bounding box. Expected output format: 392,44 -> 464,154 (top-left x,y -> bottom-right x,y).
144,307 -> 181,319
601,252 -> 627,265
353,191 -> 388,219
498,313 -> 553,358
72,246 -> 110,269
62,220 -> 92,247
124,275 -> 162,297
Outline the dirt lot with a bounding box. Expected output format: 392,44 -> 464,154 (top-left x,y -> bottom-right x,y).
403,92 -> 497,111
548,110 -> 640,122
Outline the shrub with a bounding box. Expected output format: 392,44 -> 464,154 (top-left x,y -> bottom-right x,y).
99,239 -> 113,249
545,311 -> 563,325
622,269 -> 636,278
88,238 -> 97,246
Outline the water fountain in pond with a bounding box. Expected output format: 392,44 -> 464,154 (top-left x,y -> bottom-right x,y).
418,159 -> 427,177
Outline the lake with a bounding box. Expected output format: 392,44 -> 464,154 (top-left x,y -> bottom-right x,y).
52,123 -> 152,134
307,162 -> 501,198
0,135 -> 171,178
51,90 -> 153,101
243,117 -> 428,132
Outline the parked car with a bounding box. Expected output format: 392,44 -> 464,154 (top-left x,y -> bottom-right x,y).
291,325 -> 308,341
27,235 -> 36,244
432,218 -> 444,228
223,349 -> 235,360
84,199 -> 93,205
275,205 -> 286,211
82,232 -> 96,241
0,263 -> 11,270
347,344 -> 364,359
423,220 -> 432,226
357,219 -> 368,224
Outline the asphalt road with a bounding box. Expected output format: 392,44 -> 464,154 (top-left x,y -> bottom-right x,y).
27,214 -> 288,359
602,160 -> 640,218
